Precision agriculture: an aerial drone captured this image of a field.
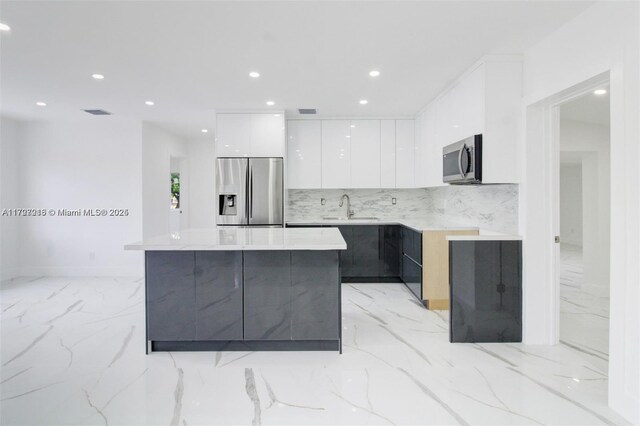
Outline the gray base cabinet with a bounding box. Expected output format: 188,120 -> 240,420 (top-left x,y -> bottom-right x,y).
449,240 -> 522,343
291,251 -> 340,340
146,251 -> 196,341
195,252 -> 243,340
243,251 -> 292,340
145,249 -> 341,352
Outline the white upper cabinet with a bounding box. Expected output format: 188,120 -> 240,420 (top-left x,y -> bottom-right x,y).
285,118 -> 413,189
414,56 -> 522,185
321,120 -> 351,188
395,120 -> 415,188
216,114 -> 252,157
350,120 -> 381,188
380,120 -> 396,188
287,120 -> 321,189
216,113 -> 285,157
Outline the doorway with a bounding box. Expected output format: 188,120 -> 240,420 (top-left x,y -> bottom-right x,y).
558,87 -> 610,370
169,156 -> 189,234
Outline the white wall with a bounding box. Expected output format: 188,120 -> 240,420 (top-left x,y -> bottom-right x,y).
559,163 -> 582,246
520,1 -> 639,421
186,138 -> 216,228
141,122 -> 188,238
1,117 -> 22,280
1,116 -> 144,277
560,119 -> 610,288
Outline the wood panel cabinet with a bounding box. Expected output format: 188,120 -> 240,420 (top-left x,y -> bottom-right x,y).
422,229 -> 479,310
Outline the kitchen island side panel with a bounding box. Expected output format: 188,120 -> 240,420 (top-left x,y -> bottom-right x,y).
195,251 -> 244,340
243,251 -> 292,340
291,250 -> 340,340
146,251 -> 196,341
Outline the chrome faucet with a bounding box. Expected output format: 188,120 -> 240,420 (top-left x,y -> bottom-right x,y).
339,194 -> 354,219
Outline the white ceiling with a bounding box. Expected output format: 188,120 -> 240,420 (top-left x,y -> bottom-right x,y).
1,1 -> 595,138
560,87 -> 610,126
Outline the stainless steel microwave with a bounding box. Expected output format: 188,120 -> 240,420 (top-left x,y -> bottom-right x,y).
442,135 -> 482,184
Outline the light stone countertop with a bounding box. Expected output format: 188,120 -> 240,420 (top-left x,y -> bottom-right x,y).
286,218 -> 480,233
124,227 -> 347,251
286,219 -> 522,240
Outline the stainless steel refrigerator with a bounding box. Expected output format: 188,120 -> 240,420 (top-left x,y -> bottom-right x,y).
216,157 -> 283,226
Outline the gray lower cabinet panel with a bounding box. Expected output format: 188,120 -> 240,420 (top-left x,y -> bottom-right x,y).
195,251 -> 243,340
291,251 -> 340,340
449,240 -> 522,343
243,251 -> 292,340
402,254 -> 422,300
146,251 -> 196,341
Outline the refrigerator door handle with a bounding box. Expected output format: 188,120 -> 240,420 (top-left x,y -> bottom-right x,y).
248,163 -> 253,219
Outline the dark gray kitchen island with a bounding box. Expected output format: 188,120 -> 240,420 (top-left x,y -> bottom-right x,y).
125,227 -> 347,353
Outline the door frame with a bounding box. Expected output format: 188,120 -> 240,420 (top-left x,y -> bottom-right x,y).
520,67 -> 640,417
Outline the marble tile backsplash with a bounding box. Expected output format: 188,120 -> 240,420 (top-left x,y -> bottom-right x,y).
287,185 -> 519,234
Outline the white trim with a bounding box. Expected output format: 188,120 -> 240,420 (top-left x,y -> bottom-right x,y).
17,266 -> 144,277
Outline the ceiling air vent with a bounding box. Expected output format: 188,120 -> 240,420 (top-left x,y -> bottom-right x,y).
83,109 -> 112,115
298,108 -> 316,115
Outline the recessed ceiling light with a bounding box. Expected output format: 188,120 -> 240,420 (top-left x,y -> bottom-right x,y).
36,101 -> 47,107
350,124 -> 356,128
201,129 -> 209,133
359,99 -> 368,105
249,71 -> 260,78
594,89 -> 607,95
266,101 -> 275,106
369,70 -> 380,77
0,23 -> 10,32
145,100 -> 154,106
92,74 -> 105,80
273,114 -> 281,117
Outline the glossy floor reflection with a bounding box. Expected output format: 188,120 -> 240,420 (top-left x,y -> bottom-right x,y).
1,277 -> 626,425
560,244 -> 609,371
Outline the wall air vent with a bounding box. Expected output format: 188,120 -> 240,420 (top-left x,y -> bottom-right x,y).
298,108 -> 317,115
83,109 -> 112,115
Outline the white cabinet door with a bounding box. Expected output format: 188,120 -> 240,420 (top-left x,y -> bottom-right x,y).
286,120 -> 321,188
461,64 -> 485,138
414,113 -> 427,187
395,120 -> 415,188
380,120 -> 396,188
424,104 -> 442,187
350,120 -> 380,188
321,120 -> 351,188
216,114 -> 252,157
216,113 -> 284,157
251,114 -> 285,157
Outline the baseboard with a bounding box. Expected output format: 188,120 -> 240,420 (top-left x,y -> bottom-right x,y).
17,265 -> 144,277
1,268 -> 19,282
342,277 -> 403,283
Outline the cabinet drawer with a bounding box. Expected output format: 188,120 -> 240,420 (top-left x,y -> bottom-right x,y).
402,254 -> 422,300
401,227 -> 422,265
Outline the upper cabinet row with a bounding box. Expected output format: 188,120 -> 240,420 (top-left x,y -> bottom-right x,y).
415,57 -> 523,186
287,119 -> 415,189
216,113 -> 285,157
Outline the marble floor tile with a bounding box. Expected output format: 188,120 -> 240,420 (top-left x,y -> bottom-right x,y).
559,244 -> 609,371
1,276 -> 626,425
